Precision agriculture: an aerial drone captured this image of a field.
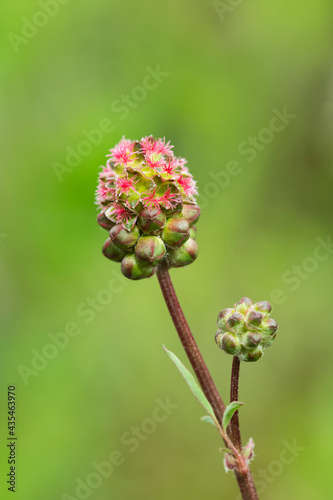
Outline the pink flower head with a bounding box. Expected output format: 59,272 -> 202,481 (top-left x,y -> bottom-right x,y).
154,138 -> 173,156
145,154 -> 165,171
98,162 -> 115,182
106,202 -> 135,224
95,184 -> 114,204
158,188 -> 180,209
96,135 -> 199,228
161,158 -> 178,176
140,136 -> 158,155
115,176 -> 137,195
141,189 -> 161,210
176,174 -> 198,197
118,137 -> 135,151
108,143 -> 135,166
140,136 -> 173,157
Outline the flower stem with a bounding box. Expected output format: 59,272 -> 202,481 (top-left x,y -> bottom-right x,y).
156,262 -> 225,421
156,263 -> 258,499
230,357 -> 259,499
230,356 -> 242,450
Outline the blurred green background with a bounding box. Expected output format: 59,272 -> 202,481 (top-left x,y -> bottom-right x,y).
1,1 -> 333,499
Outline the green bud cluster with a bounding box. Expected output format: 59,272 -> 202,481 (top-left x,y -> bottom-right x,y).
215,297 -> 278,362
99,205 -> 200,280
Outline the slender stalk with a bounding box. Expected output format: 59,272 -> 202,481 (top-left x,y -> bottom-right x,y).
157,262 -> 225,421
230,357 -> 259,499
230,356 -> 242,450
235,471 -> 259,500
156,263 -> 258,500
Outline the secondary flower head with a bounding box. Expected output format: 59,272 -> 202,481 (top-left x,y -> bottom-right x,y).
96,136 -> 200,280
215,297 -> 278,362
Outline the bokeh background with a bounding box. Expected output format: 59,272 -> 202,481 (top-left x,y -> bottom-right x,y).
1,1 -> 333,499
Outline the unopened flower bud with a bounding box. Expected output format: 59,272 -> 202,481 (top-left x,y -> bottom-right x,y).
245,348 -> 263,362
261,318 -> 278,335
138,207 -> 166,234
215,331 -> 223,348
162,217 -> 190,248
245,310 -> 263,328
221,333 -> 240,355
110,224 -> 140,249
121,253 -> 156,280
102,239 -> 127,262
168,238 -> 198,267
135,236 -> 166,266
97,212 -> 115,230
234,297 -> 253,315
217,308 -> 233,332
242,438 -> 255,462
260,319 -> 278,347
226,312 -> 245,334
252,301 -> 272,313
242,332 -> 262,349
182,203 -> 201,226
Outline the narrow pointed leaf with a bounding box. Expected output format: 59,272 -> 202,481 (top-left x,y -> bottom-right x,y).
200,416 -> 217,427
222,401 -> 244,431
163,346 -> 216,420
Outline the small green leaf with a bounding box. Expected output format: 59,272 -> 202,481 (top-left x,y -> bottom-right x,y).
200,416 -> 217,427
163,346 -> 216,421
218,447 -> 231,453
222,401 -> 245,431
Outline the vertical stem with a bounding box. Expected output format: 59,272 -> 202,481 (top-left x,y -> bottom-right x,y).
230,356 -> 258,499
230,356 -> 242,450
156,263 -> 259,500
235,472 -> 259,500
157,262 -> 225,422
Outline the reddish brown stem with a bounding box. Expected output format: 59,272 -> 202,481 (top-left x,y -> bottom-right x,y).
230,357 -> 258,499
156,263 -> 258,499
230,355 -> 242,450
157,262 -> 225,421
